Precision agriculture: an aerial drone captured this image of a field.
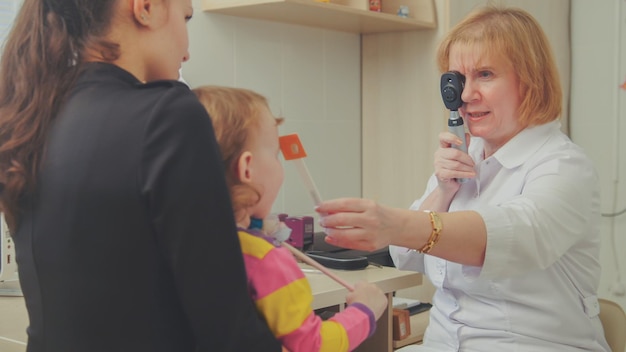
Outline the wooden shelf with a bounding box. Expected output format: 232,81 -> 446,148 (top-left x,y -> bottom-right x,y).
201,0 -> 436,34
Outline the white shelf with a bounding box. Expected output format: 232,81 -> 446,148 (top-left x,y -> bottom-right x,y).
202,0 -> 436,34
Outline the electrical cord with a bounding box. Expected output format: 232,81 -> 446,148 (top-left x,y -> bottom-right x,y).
601,207 -> 626,217
604,0 -> 625,297
607,195 -> 626,296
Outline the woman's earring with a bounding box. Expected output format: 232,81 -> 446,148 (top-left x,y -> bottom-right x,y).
141,14 -> 147,22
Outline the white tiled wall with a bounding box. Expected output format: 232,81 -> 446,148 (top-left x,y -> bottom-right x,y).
185,1 -> 362,220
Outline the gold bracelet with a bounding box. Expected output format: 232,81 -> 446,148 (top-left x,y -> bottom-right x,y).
418,211 -> 443,254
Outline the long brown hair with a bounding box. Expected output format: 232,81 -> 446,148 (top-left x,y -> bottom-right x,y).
437,6 -> 562,128
0,0 -> 120,231
192,86 -> 283,225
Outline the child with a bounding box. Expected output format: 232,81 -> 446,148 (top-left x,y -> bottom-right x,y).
193,86 -> 388,352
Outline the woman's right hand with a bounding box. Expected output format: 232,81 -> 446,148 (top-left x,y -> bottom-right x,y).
434,131 -> 475,193
346,281 -> 388,320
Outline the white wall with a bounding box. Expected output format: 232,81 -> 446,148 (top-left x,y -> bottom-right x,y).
571,0 -> 626,311
185,0 -> 363,220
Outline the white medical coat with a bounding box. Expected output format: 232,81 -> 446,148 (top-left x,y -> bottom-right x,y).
390,121 -> 610,352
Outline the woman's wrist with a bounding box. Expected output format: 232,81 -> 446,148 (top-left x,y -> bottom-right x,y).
394,208 -> 431,251
420,188 -> 454,213
417,211 -> 443,253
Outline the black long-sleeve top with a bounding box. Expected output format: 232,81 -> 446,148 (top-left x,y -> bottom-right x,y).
13,62 -> 281,352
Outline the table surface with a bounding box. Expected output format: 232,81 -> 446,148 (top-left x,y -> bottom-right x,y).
302,263 -> 422,352
302,263 -> 422,309
0,264 -> 422,352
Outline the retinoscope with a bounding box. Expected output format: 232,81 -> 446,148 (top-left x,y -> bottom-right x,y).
440,71 -> 468,183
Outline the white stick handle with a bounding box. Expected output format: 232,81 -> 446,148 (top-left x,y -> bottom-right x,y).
293,159 -> 323,206
281,241 -> 354,292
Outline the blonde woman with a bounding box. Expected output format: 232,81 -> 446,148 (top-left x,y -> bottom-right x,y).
316,6 -> 610,352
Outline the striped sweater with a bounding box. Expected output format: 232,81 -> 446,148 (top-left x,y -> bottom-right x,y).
238,229 -> 376,352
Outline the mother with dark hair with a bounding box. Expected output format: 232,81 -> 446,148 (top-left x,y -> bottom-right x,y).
0,0 -> 282,351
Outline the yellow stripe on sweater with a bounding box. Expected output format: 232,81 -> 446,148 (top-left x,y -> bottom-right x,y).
238,230 -> 273,259
256,277 -> 313,336
320,321 -> 350,352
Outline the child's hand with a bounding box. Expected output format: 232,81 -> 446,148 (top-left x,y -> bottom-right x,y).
346,281 -> 388,320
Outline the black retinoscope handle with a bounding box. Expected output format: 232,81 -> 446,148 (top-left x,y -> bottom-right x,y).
440,71 -> 468,183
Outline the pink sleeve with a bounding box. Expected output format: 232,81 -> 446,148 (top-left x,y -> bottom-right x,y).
329,304 -> 376,351
246,245 -> 374,352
